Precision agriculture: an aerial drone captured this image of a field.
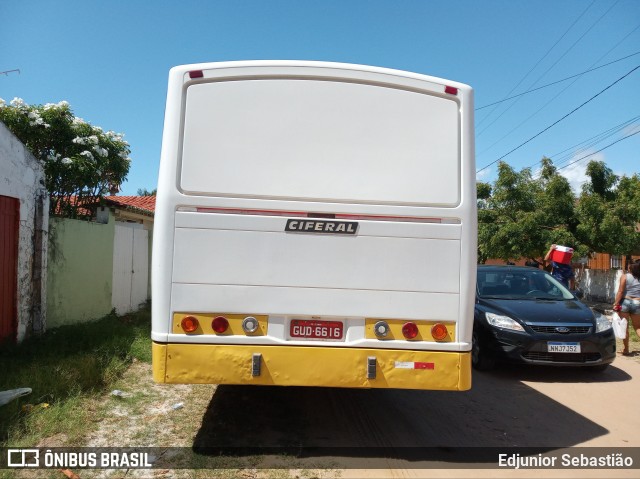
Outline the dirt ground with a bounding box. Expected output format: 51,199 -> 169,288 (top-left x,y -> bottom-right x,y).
33,347 -> 640,479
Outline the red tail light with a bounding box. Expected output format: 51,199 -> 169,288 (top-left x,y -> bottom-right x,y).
431,323 -> 449,341
212,316 -> 229,333
402,322 -> 419,339
181,316 -> 199,333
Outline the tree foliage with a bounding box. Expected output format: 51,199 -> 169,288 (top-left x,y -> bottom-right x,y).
0,97 -> 131,218
576,162 -> 640,255
478,157 -> 640,263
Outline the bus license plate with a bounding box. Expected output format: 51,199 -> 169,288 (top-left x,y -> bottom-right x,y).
290,320 -> 344,340
547,342 -> 580,353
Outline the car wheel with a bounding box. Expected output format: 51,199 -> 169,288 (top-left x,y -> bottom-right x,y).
472,329 -> 495,371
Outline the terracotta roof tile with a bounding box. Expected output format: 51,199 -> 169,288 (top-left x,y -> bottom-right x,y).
103,195 -> 156,215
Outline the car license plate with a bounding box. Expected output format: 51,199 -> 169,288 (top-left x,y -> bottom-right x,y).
290,319 -> 344,340
547,342 -> 580,353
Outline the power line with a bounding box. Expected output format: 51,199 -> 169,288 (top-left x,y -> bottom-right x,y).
476,51 -> 640,110
476,64 -> 640,174
477,0 -> 619,138
476,0 -> 596,131
555,130 -> 640,171
549,115 -> 640,167
535,115 -> 640,168
477,22 -> 640,160
528,115 -> 640,178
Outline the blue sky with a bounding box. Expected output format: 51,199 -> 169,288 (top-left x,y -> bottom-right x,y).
1,0 -> 638,195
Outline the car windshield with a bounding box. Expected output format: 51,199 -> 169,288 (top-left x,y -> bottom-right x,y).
477,268 -> 574,300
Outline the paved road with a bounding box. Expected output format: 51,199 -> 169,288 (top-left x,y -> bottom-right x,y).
192,355 -> 640,478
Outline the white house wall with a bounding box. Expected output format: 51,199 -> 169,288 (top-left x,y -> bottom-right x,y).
0,121 -> 49,341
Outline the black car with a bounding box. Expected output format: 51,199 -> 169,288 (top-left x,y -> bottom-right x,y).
473,265 -> 616,371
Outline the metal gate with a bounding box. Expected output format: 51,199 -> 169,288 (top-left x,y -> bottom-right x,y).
112,223 -> 149,314
0,195 -> 19,342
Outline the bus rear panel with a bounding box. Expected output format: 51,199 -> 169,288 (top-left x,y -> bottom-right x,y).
152,61 -> 476,390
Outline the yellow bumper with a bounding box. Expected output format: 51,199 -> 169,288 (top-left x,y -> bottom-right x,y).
153,342 -> 471,391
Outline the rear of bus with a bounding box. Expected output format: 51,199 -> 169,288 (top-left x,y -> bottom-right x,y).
152,61 -> 476,390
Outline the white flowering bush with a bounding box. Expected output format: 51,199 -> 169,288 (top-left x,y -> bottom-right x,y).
0,98 -> 131,218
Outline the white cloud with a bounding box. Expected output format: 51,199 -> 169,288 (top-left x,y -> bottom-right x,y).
476,167 -> 492,182
558,151 -> 605,194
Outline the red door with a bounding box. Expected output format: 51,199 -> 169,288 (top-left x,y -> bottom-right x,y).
0,195 -> 19,343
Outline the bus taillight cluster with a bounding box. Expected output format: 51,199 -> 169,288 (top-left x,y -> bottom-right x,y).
179,315 -> 260,335
374,320 -> 450,341
178,314 -> 451,342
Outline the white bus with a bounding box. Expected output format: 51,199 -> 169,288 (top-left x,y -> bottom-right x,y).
152,61 -> 476,390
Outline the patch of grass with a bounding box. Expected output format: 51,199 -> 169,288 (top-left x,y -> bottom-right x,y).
0,305 -> 151,446
616,319 -> 640,354
630,324 -> 640,342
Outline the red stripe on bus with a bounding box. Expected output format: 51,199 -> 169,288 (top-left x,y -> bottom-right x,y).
414,362 -> 435,370
191,207 -> 442,223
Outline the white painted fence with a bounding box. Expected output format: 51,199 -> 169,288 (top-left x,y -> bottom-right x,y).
575,268 -> 623,303
112,222 -> 149,314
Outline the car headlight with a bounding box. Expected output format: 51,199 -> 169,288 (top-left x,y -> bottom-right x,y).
596,314 -> 613,333
485,312 -> 525,332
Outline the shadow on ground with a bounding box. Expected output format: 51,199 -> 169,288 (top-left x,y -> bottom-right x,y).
489,361 -> 632,384
191,365 -> 620,467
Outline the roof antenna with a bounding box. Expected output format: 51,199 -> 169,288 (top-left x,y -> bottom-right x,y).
0,69 -> 20,76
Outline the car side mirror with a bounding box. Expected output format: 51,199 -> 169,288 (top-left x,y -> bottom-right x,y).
572,289 -> 584,299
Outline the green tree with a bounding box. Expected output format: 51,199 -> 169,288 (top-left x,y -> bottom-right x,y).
478,158 -> 586,263
136,188 -> 157,196
0,97 -> 131,218
476,181 -> 491,209
576,161 -> 640,255
535,157 -> 580,249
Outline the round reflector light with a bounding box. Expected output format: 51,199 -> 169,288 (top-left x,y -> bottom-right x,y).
431,323 -> 449,341
212,316 -> 229,333
242,316 -> 259,333
402,322 -> 419,339
181,316 -> 199,333
374,321 -> 390,338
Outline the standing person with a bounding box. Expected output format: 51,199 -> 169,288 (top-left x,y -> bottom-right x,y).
544,244 -> 575,289
613,261 -> 640,356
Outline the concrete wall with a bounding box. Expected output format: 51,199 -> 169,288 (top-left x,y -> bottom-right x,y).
576,268 -> 623,303
47,215 -> 115,327
0,121 -> 49,342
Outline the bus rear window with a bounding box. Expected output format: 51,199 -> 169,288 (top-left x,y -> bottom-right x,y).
180,79 -> 460,206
